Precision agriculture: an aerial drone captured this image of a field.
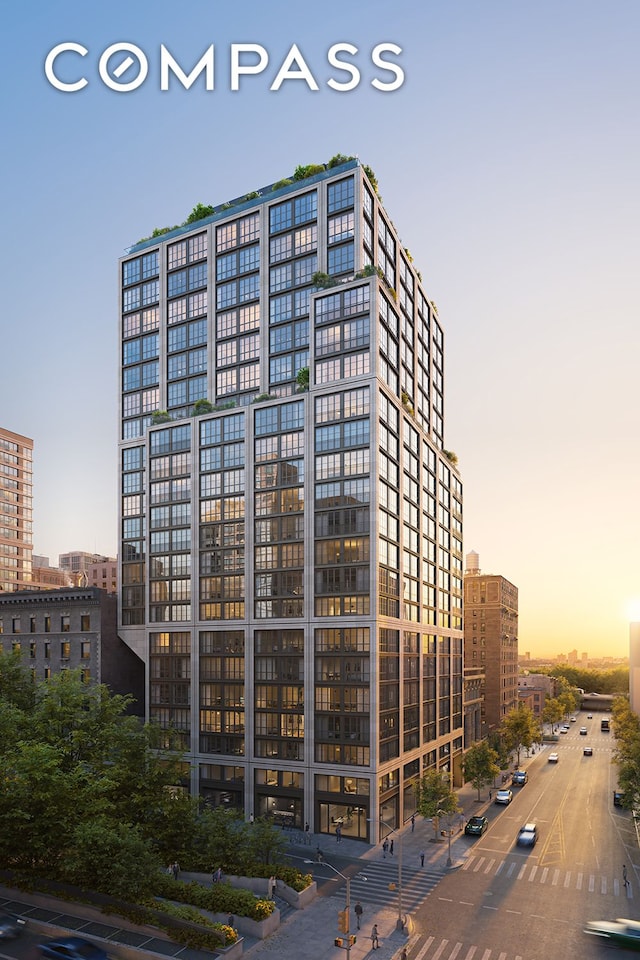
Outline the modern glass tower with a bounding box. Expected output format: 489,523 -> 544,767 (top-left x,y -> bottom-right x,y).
118,158 -> 463,841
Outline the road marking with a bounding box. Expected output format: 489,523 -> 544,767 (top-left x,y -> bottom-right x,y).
495,860 -> 505,875
481,951 -> 491,960
484,858 -> 495,874
414,936 -> 434,960
507,862 -> 517,877
463,948 -> 477,960
460,901 -> 474,906
588,874 -> 595,892
431,940 -> 449,960
506,909 -> 522,914
529,865 -> 537,881
540,867 -> 548,883
473,858 -> 485,872
482,905 -> 499,911
517,864 -> 527,879
564,871 -> 571,887
448,943 -> 463,959
576,872 -> 583,889
601,877 -> 607,894
461,857 -> 473,871
552,868 -> 560,886
614,879 -> 620,895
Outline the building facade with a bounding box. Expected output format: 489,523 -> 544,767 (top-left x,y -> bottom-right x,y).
117,158 -> 464,840
463,551 -> 518,733
0,587 -> 144,711
0,427 -> 33,592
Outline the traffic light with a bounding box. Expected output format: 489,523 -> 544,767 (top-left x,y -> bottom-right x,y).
348,935 -> 357,946
337,909 -> 349,933
334,938 -> 344,947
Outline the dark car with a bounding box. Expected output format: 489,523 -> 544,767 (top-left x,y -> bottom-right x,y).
38,937 -> 108,960
512,770 -> 528,786
583,746 -> 593,756
465,815 -> 488,836
580,727 -> 588,735
0,911 -> 26,939
516,823 -> 538,847
614,791 -> 624,807
585,918 -> 640,949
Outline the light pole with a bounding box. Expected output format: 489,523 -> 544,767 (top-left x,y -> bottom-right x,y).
436,808 -> 453,867
368,817 -> 404,931
304,859 -> 356,959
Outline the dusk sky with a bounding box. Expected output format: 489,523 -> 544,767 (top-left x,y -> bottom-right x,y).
3,1 -> 639,658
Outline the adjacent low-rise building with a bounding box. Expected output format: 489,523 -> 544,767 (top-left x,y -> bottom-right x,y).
0,586 -> 144,712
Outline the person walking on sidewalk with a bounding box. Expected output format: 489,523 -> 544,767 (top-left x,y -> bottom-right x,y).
390,838 -> 394,856
354,901 -> 363,929
420,850 -> 425,867
371,924 -> 379,949
382,838 -> 389,859
411,814 -> 415,832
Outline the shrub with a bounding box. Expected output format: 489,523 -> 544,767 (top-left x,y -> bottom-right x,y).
184,203 -> 215,225
272,179 -> 293,191
293,163 -> 325,181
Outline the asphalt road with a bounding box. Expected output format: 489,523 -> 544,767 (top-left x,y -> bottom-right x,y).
404,714 -> 640,960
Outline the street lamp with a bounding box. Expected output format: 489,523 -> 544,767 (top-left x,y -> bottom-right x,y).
436,809 -> 453,867
368,817 -> 404,931
304,859 -> 358,959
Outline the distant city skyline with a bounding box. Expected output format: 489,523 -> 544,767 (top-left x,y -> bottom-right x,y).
3,1 -> 639,658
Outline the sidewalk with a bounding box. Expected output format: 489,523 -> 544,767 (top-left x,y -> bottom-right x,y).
242,769 -> 524,960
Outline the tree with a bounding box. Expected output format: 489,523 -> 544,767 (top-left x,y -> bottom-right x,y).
542,698 -> 565,732
500,704 -> 540,769
243,817 -> 288,867
63,820 -> 162,900
462,741 -> 500,800
415,770 -> 458,837
184,203 -> 215,225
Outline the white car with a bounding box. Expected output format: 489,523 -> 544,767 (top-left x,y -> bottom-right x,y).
494,789 -> 513,804
548,752 -> 559,763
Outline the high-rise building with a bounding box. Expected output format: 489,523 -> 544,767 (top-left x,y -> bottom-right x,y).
463,551 -> 518,732
117,157 -> 464,841
0,427 -> 33,592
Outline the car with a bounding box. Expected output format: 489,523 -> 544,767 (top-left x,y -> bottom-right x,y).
570,717 -> 577,723
583,746 -> 593,756
512,770 -> 528,786
587,714 -> 593,719
517,822 -> 538,847
560,726 -> 569,733
0,911 -> 26,939
584,918 -> 640,949
465,815 -> 488,836
38,937 -> 108,960
614,791 -> 624,807
494,788 -> 513,804
580,726 -> 588,735
548,752 -> 559,763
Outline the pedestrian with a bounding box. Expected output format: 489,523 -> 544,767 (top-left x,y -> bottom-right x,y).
623,864 -> 629,886
382,838 -> 389,859
249,813 -> 254,824
390,838 -> 394,856
401,949 -> 408,960
336,824 -> 342,843
316,845 -> 324,863
371,924 -> 379,949
171,861 -> 180,880
420,850 -> 425,867
411,814 -> 415,832
269,875 -> 277,900
227,914 -> 235,930
305,821 -> 310,844
354,901 -> 363,930
489,788 -> 492,800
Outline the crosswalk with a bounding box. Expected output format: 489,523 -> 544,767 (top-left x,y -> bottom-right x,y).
347,861 -> 445,910
406,933 -> 527,960
461,854 -> 634,897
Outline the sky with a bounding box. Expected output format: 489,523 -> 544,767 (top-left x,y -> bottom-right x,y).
2,1 -> 639,658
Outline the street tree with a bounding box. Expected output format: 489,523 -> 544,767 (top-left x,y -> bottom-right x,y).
542,698 -> 565,732
500,704 -> 540,768
415,770 -> 458,838
462,740 -> 501,800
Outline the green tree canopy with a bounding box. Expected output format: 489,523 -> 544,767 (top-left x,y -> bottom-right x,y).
462,741 -> 501,800
499,704 -> 541,768
415,770 -> 458,836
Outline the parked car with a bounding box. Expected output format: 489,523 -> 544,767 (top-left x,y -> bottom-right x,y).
516,823 -> 538,847
548,752 -> 559,763
570,717 -> 577,723
512,770 -> 528,786
587,714 -> 593,719
560,726 -> 569,734
495,789 -> 513,804
583,746 -> 593,756
465,815 -> 488,836
0,911 -> 26,939
584,918 -> 640,949
613,791 -> 624,807
580,727 -> 588,735
38,937 -> 108,960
